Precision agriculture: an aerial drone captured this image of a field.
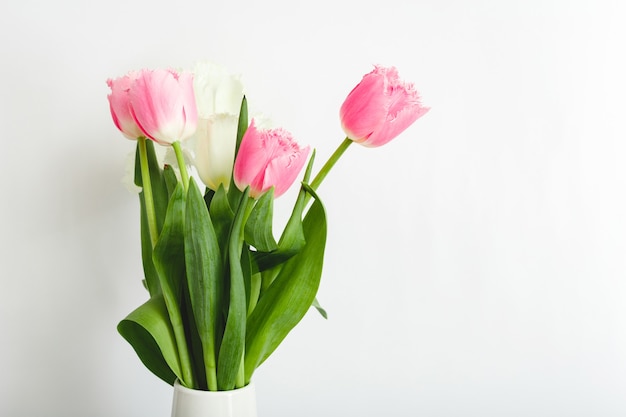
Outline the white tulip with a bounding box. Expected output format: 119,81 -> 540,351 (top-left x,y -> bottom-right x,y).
194,114 -> 240,191
192,62 -> 245,190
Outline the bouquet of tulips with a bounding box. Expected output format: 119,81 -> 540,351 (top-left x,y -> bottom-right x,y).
107,63 -> 428,391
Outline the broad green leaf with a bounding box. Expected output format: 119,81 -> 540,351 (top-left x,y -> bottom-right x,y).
244,188 -> 277,252
244,196 -> 327,383
217,189 -> 250,390
117,294 -> 181,385
152,184 -> 195,387
184,178 -> 222,391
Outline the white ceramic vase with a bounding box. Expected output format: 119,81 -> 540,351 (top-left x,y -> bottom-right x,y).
171,381 -> 257,417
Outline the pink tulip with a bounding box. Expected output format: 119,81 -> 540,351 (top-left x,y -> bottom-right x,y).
128,69 -> 198,145
107,72 -> 143,140
340,66 -> 429,147
233,119 -> 310,198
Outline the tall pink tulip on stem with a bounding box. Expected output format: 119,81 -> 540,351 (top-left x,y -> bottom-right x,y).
340,65 -> 429,147
309,65 -> 429,194
124,69 -> 199,387
107,70 -> 162,248
107,72 -> 143,140
234,119 -> 310,199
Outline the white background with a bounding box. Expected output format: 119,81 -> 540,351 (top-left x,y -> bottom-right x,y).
1,0 -> 626,416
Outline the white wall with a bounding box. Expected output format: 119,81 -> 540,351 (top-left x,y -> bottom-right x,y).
2,1 -> 625,416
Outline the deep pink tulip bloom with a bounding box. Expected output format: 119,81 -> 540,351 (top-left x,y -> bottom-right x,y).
234,119 -> 310,199
128,69 -> 198,145
340,66 -> 429,147
107,72 -> 143,140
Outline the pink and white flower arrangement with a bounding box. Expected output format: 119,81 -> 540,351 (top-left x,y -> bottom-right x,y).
107,63 -> 428,392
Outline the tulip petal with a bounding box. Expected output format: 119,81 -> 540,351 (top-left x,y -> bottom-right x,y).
364,103 -> 430,147
233,121 -> 270,194
339,69 -> 388,142
263,145 -> 310,197
107,72 -> 143,140
194,114 -> 239,190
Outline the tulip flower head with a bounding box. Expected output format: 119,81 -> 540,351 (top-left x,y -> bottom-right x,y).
234,119 -> 310,199
129,69 -> 198,146
340,65 -> 429,147
107,72 -> 143,140
192,62 -> 244,191
194,114 -> 240,190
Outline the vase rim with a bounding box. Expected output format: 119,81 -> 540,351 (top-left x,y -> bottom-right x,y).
173,380 -> 255,396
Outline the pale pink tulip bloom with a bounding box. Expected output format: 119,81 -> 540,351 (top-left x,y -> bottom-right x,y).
129,69 -> 198,146
340,66 -> 429,147
107,72 -> 143,140
234,119 -> 310,199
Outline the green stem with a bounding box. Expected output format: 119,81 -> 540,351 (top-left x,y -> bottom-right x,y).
236,352 -> 245,388
307,138 -> 352,202
234,197 -> 255,389
205,359 -> 218,391
138,137 -> 159,247
172,141 -> 190,191
171,310 -> 195,388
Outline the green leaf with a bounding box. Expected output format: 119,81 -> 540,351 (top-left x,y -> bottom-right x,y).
244,196 -> 327,382
244,188 -> 277,252
235,96 -> 248,155
311,297 -> 328,319
209,185 -> 235,255
227,96 -> 249,209
249,152 -> 317,275
152,184 -> 195,387
163,165 -> 179,198
152,185 -> 186,312
249,193 -> 304,274
117,294 -> 182,385
217,189 -> 251,390
184,178 -> 222,391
